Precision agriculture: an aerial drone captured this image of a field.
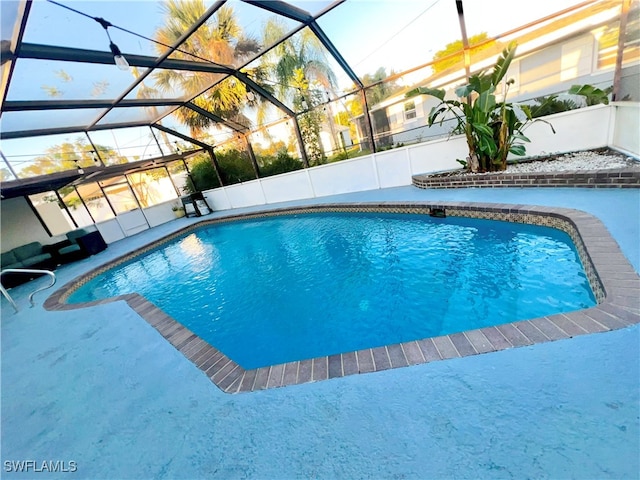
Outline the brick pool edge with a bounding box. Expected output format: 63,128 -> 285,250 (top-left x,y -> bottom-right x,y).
44,202 -> 640,393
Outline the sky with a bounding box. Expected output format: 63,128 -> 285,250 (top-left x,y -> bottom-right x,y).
1,0 -> 590,168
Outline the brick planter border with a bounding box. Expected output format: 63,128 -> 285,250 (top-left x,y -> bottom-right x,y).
412,168 -> 640,189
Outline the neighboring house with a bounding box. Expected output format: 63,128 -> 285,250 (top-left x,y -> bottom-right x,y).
354,1 -> 640,149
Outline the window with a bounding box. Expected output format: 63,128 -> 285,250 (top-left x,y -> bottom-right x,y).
404,101 -> 417,121
560,35 -> 594,81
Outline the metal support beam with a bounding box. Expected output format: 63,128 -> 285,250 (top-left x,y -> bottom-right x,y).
97,181 -> 120,219
242,1 -> 312,23
85,132 -> 106,167
87,0 -> 227,129
455,0 -> 472,81
360,89 -> 376,154
0,149 -> 20,179
151,124 -> 213,150
3,98 -> 185,111
1,120 -> 150,140
164,165 -> 182,197
54,189 -> 78,229
73,185 -> 97,224
292,117 -> 309,168
234,71 -> 296,117
243,135 -> 260,179
205,147 -> 225,187
149,128 -> 166,156
184,102 -> 249,133
15,43 -> 234,75
308,22 -> 364,89
0,0 -> 32,112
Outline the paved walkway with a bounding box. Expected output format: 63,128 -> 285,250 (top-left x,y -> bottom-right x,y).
2,186 -> 639,479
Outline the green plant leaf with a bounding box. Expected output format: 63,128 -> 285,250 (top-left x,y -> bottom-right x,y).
472,123 -> 493,137
475,90 -> 496,114
455,83 -> 474,98
512,133 -> 531,143
568,84 -> 612,106
428,105 -> 449,125
519,104 -> 533,120
477,135 -> 497,156
406,86 -> 445,101
491,41 -> 517,86
509,145 -> 527,156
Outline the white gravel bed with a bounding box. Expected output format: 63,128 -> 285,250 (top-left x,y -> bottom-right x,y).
505,150 -> 639,174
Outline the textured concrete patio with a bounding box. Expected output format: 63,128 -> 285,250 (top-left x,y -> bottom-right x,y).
2,186 -> 639,479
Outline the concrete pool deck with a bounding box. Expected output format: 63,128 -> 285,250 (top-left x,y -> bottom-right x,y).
2,186 -> 639,478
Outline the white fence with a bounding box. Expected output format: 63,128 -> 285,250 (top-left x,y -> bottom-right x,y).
203,103 -> 637,212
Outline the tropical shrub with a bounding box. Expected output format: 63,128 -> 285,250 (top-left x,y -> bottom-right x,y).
259,150 -> 304,177
530,95 -> 579,118
568,84 -> 613,106
406,42 -> 554,173
216,149 -> 256,185
186,156 -> 221,192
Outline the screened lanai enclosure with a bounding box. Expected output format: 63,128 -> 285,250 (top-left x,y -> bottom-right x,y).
1,0 -> 639,246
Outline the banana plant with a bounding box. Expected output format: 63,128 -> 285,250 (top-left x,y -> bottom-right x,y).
568,84 -> 613,106
407,42 -> 554,172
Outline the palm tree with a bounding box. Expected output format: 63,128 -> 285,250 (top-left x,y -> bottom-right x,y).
153,0 -> 261,137
259,18 -> 337,165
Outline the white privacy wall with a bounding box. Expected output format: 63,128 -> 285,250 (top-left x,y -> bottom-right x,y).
200,103 -> 634,213
308,157 -> 379,197
610,102 -> 640,157
520,104 -> 612,157
261,170 -> 314,204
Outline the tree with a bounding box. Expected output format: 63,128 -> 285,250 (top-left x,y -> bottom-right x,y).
0,168 -> 13,182
362,67 -> 402,106
259,18 -> 337,165
431,33 -> 497,74
18,138 -> 125,178
153,1 -> 262,137
259,150 -> 303,177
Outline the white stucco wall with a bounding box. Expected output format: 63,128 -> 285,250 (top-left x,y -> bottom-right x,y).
1,197 -> 54,252
610,102 -> 640,157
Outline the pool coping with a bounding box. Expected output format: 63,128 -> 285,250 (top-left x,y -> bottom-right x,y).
43,201 -> 640,393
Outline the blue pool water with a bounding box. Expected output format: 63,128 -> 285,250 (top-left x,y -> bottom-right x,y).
69,213 -> 596,369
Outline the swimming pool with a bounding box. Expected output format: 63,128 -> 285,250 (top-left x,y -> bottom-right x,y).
45,201 -> 640,393
68,211 -> 595,370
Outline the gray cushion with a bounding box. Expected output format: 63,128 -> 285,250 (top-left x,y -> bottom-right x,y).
67,229 -> 90,242
12,242 -> 44,262
3,261 -> 24,270
20,253 -> 53,267
59,244 -> 81,255
1,250 -> 18,267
